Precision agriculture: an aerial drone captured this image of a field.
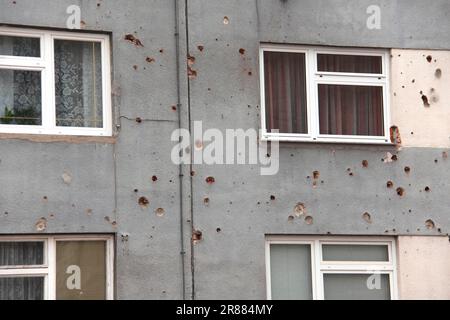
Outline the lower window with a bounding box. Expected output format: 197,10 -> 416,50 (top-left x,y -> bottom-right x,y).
266,236 -> 397,300
0,235 -> 114,300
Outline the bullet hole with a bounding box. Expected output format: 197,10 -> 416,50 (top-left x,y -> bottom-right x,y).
111,221 -> 118,228
362,160 -> 369,168
425,219 -> 435,230
138,197 -> 150,208
396,187 -> 405,197
426,55 -> 432,63
43,196 -> 48,201
192,230 -> 203,242
206,176 -> 216,185
124,34 -> 144,47
204,197 -> 210,205
248,71 -> 253,76
270,195 -> 276,201
362,212 -> 372,224
443,151 -> 448,159
152,176 -> 158,182
4,212 -> 8,216
187,55 -> 196,66
104,216 -> 111,223
383,152 -> 396,163
188,67 -> 197,79
239,48 -> 246,55
155,208 -> 165,217
294,203 -> 306,217
288,215 -> 295,222
216,228 -> 222,233
159,49 -> 164,53
313,171 -> 320,180
86,209 -> 93,216
62,171 -> 73,185
425,186 -> 431,192
435,68 -> 442,78
136,117 -> 142,123
146,57 -> 155,63
191,171 -> 196,177
35,218 -> 47,232
404,166 -> 411,174
195,140 -> 204,150
197,45 -> 204,52
391,155 -> 398,161
121,233 -> 130,242
390,126 -> 402,144
387,181 -> 394,188
305,216 -> 314,225
171,105 -> 177,111
132,65 -> 138,70
134,189 -> 139,193
422,95 -> 430,107
412,79 -> 415,83
223,16 -> 230,25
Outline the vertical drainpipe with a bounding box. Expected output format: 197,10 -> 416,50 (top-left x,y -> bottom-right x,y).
174,0 -> 187,300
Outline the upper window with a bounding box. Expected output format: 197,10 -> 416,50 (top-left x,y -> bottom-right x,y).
0,235 -> 114,300
266,236 -> 397,300
0,27 -> 112,136
260,45 -> 390,144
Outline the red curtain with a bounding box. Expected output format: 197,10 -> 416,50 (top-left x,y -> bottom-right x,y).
318,84 -> 384,136
264,51 -> 308,134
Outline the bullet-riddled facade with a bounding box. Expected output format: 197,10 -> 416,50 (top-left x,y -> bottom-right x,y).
0,0 -> 449,300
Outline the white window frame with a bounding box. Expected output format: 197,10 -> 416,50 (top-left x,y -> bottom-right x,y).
260,44 -> 391,144
265,236 -> 398,300
0,27 -> 112,136
0,235 -> 115,300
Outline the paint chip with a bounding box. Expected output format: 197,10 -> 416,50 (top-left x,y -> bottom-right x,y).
62,171 -> 73,185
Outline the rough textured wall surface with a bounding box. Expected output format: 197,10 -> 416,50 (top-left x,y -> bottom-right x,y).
0,0 -> 450,300
391,49 -> 450,148
398,236 -> 450,299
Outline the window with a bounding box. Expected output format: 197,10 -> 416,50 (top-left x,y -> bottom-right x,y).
0,27 -> 112,136
260,45 -> 390,144
0,236 -> 114,300
266,237 -> 397,300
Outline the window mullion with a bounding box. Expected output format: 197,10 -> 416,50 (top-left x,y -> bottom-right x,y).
41,33 -> 55,132
308,50 -> 320,140
47,237 -> 56,300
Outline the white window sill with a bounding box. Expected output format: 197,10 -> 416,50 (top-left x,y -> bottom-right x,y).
261,135 -> 393,145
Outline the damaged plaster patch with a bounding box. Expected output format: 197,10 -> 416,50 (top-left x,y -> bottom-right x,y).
155,208 -> 165,217
35,218 -> 47,232
124,34 -> 144,47
304,216 -> 314,225
425,219 -> 436,230
138,197 -> 150,208
362,212 -> 372,224
390,126 -> 402,144
192,230 -> 203,244
294,203 -> 306,217
62,171 -> 73,185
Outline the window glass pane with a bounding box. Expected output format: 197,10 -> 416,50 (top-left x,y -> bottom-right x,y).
0,69 -> 42,125
0,35 -> 40,57
270,244 -> 313,300
318,84 -> 384,136
264,51 -> 308,134
56,241 -> 106,300
54,40 -> 103,128
322,245 -> 389,262
324,274 -> 391,300
317,54 -> 382,74
0,242 -> 44,266
0,277 -> 45,300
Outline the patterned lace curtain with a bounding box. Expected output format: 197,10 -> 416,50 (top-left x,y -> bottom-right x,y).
0,242 -> 44,300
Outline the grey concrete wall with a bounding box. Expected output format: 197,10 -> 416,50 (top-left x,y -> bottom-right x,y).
0,0 -> 449,300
